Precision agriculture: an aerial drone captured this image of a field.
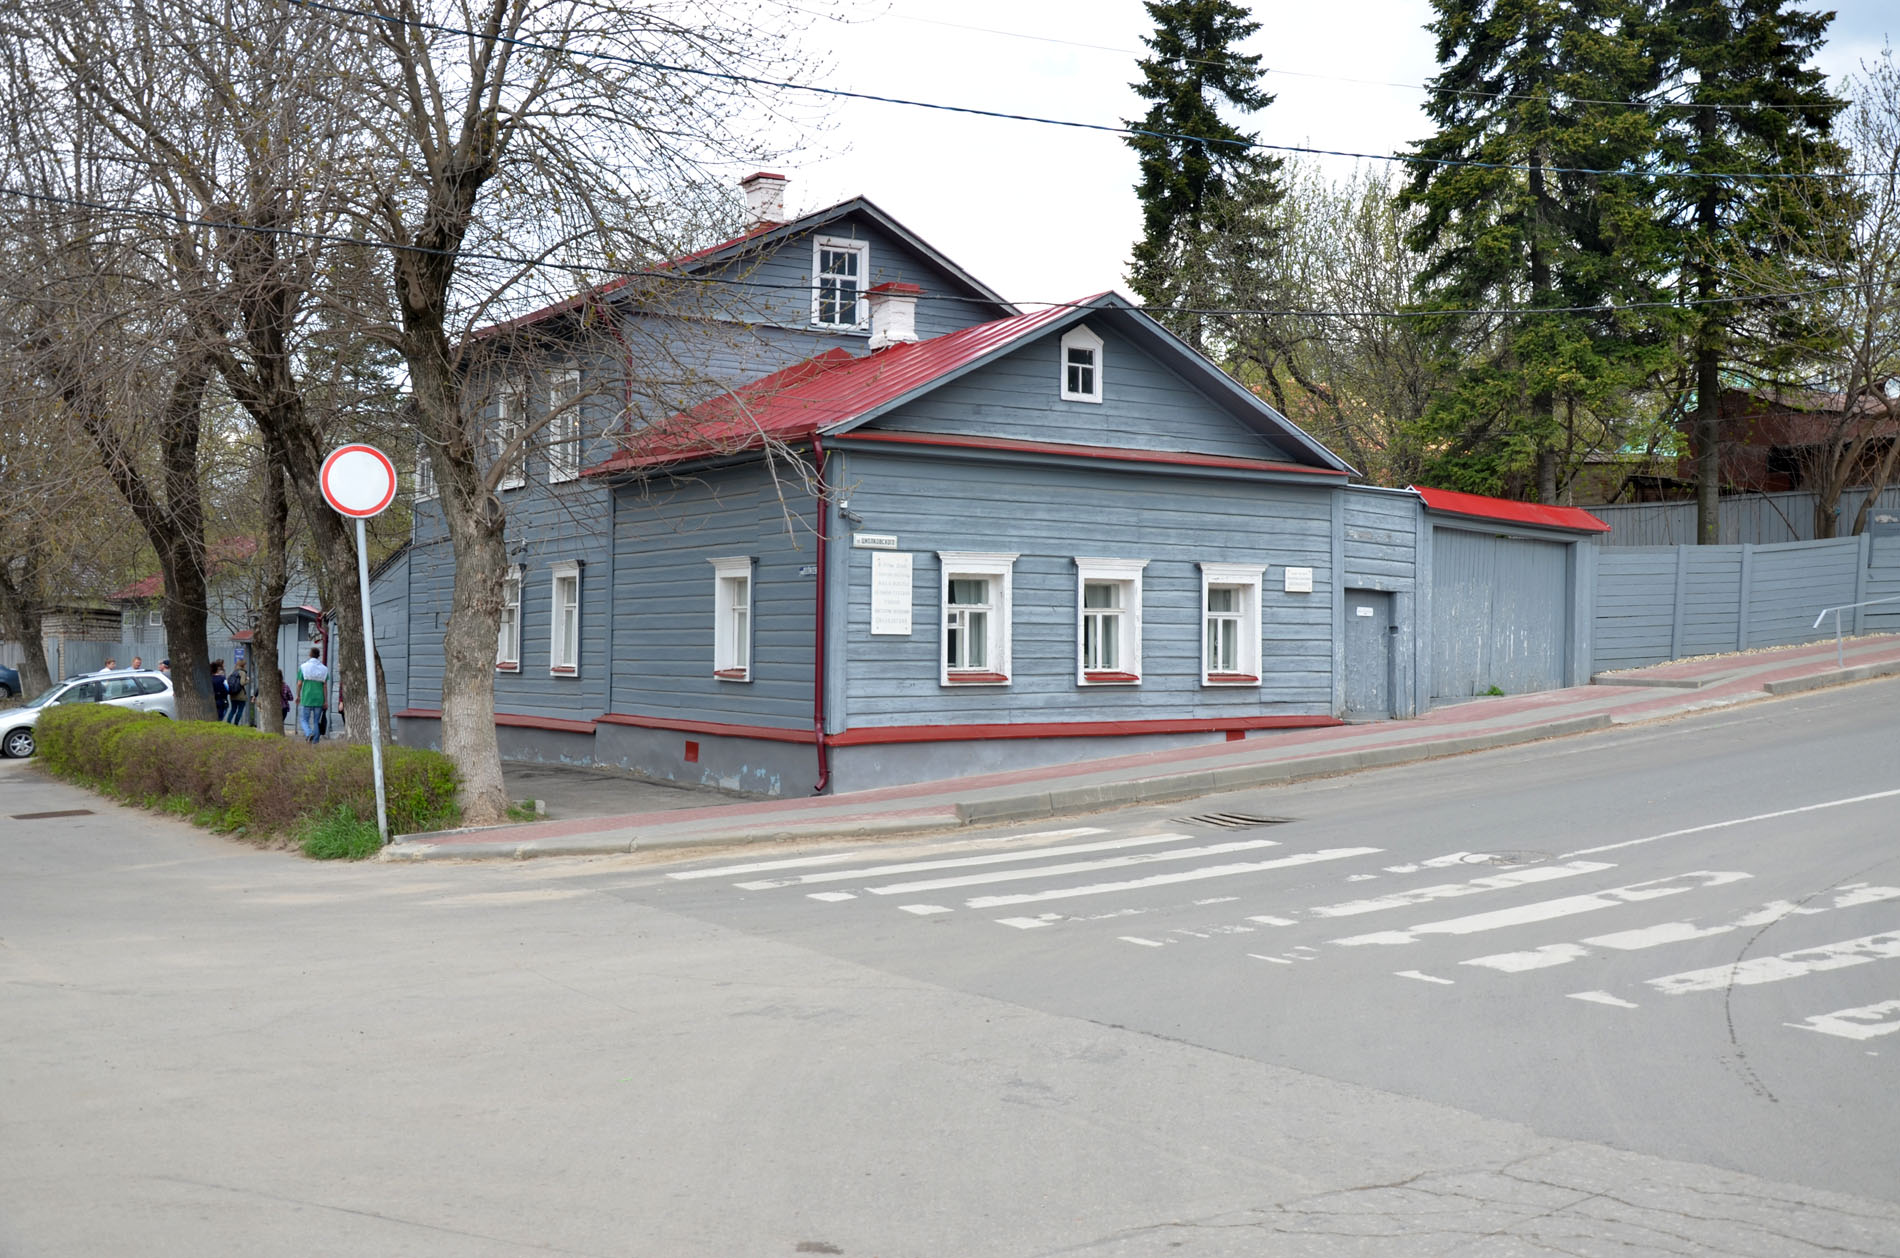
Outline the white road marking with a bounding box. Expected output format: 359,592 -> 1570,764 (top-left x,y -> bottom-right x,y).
667,852 -> 858,880
1311,861 -> 1614,918
1331,871 -> 1751,946
1462,886 -> 1900,973
964,847 -> 1382,910
734,831 -> 1180,889
1248,953 -> 1294,964
1248,915 -> 1296,926
1569,991 -> 1639,1008
1396,970 -> 1455,985
1646,931 -> 1900,995
898,904 -> 952,916
864,837 -> 1281,896
1347,874 -> 1378,882
1563,788 -> 1900,859
997,914 -> 1063,929
1786,1000 -> 1900,1041
1122,936 -> 1167,947
808,891 -> 856,902
1195,896 -> 1240,906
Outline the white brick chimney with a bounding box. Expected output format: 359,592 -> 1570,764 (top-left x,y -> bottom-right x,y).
738,171 -> 787,229
867,282 -> 922,350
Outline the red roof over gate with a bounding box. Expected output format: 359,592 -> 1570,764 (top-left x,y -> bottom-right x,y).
1412,485 -> 1611,533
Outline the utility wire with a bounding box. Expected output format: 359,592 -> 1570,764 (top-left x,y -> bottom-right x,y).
770,0 -> 1852,115
280,0 -> 1888,181
0,181 -> 1855,321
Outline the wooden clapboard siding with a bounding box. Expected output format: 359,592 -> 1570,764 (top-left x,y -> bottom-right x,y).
369,547 -> 410,714
1342,488 -> 1419,589
868,322 -> 1293,461
610,464 -> 818,729
834,450 -> 1335,727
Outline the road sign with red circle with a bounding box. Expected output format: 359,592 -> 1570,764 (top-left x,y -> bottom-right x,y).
320,444 -> 398,518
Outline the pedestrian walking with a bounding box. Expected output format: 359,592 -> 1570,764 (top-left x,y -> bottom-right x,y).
210,660 -> 229,721
129,656 -> 143,670
297,648 -> 329,744
98,658 -> 117,673
224,662 -> 250,726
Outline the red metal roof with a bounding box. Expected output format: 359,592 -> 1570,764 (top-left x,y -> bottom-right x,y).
586,301 -> 1091,474
1412,485 -> 1611,533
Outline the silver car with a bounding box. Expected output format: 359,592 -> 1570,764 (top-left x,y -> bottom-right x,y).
0,669 -> 176,758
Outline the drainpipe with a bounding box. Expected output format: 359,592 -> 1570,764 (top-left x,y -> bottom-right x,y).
811,432 -> 832,795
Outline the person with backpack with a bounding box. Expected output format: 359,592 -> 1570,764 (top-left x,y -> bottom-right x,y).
224,662 -> 250,726
210,660 -> 229,721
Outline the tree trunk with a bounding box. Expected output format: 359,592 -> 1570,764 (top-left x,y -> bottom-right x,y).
251,456 -> 290,735
1693,349 -> 1722,545
0,548 -> 54,696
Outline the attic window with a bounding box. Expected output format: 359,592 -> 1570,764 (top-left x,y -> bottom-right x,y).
813,236 -> 868,329
1060,325 -> 1103,403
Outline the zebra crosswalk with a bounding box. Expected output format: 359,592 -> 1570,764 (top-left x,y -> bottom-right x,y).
663,821 -> 1900,1046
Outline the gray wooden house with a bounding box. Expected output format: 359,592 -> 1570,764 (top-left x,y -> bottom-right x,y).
375,176 -> 1607,794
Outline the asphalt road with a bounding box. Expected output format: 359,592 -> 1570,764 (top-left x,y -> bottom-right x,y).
3,680 -> 1898,1257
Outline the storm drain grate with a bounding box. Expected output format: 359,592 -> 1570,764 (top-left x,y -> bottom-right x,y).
1173,812 -> 1292,830
10,810 -> 95,820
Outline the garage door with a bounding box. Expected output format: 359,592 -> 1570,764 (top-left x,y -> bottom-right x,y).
1431,528 -> 1569,701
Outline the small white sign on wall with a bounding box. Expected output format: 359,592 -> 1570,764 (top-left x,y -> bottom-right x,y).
853,532 -> 899,550
870,551 -> 913,635
1284,566 -> 1315,594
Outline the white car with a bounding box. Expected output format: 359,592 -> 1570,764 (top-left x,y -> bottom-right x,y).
0,669 -> 176,759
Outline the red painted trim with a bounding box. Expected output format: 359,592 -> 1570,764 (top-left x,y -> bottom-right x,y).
866,280 -> 923,296
495,662 -> 520,673
1412,484 -> 1611,533
714,668 -> 749,680
1082,671 -> 1141,684
596,712 -> 817,744
840,430 -> 1350,478
828,714 -> 1341,746
1205,672 -> 1261,685
946,670 -> 1010,684
550,665 -> 578,676
390,708 -> 597,735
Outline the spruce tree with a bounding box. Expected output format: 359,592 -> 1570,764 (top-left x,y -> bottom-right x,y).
1400,0 -> 1667,502
1124,0 -> 1284,354
1651,0 -> 1844,542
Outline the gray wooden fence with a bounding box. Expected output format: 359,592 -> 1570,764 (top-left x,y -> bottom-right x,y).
1594,533 -> 1900,672
1591,487 -> 1900,547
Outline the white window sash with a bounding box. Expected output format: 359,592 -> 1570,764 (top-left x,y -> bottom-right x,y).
811,236 -> 868,329
709,556 -> 754,681
495,386 -> 527,490
937,552 -> 1017,686
1074,557 -> 1147,684
548,369 -> 581,483
1199,562 -> 1265,685
549,561 -> 580,675
416,450 -> 437,500
1059,324 -> 1104,403
496,566 -> 522,670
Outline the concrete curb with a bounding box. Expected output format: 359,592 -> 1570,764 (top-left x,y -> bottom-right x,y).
952,714 -> 1614,827
1589,673 -> 1718,690
382,811 -> 963,862
1763,658 -> 1900,696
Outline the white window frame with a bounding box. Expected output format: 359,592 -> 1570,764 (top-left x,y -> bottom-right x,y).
811,235 -> 869,330
1060,324 -> 1104,403
416,448 -> 437,500
709,556 -> 754,682
148,609 -> 163,628
549,560 -> 581,676
546,367 -> 581,483
1199,562 -> 1264,686
937,551 -> 1017,687
496,564 -> 522,672
494,384 -> 527,491
1074,558 -> 1147,685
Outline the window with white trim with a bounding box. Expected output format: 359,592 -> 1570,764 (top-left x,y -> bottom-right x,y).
1074,557 -> 1147,684
710,556 -> 754,681
416,448 -> 437,500
148,609 -> 163,628
812,236 -> 868,329
496,565 -> 522,671
1060,324 -> 1104,403
546,368 -> 581,483
1199,562 -> 1264,686
493,385 -> 526,490
549,560 -> 580,675
938,552 -> 1017,686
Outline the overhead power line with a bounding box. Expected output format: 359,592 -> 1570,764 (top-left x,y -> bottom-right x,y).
772,0 -> 1851,116
280,0 -> 1888,182
0,182 -> 1855,322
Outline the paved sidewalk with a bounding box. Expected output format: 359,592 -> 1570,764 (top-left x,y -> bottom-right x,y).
384,634 -> 1900,861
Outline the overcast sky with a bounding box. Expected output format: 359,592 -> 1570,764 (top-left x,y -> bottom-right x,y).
758,0 -> 1896,308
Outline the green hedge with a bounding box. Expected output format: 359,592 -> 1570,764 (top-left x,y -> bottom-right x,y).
34,705 -> 460,840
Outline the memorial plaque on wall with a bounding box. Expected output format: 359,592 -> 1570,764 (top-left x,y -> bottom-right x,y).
870,551 -> 913,635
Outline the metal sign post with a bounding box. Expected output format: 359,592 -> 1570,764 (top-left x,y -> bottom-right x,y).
319,444 -> 398,845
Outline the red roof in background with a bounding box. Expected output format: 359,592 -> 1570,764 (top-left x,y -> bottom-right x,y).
586,301 -> 1092,474
1412,486 -> 1611,533
109,537 -> 262,601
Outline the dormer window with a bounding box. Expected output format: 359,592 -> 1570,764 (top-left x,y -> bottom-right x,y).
1060,325 -> 1103,403
813,236 -> 868,329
